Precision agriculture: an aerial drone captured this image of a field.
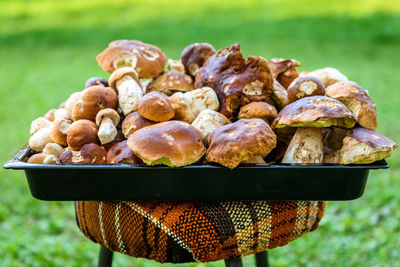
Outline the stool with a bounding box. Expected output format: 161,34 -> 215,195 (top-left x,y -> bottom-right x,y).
75,200 -> 324,266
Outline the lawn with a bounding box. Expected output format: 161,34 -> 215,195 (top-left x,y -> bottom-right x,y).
0,0 -> 399,266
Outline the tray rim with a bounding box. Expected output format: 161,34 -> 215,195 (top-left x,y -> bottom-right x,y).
4,145 -> 390,170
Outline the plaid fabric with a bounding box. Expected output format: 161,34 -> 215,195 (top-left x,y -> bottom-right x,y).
75,200 -> 325,263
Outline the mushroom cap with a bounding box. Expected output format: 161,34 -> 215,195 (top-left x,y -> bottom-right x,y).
50,118 -> 72,146
121,111 -> 155,138
338,127 -> 397,164
267,58 -> 301,89
96,40 -> 167,79
44,109 -> 57,122
108,67 -> 142,92
28,153 -> 60,164
287,76 -> 325,103
206,119 -> 276,169
60,143 -> 106,164
308,67 -> 348,87
30,117 -> 52,135
238,101 -> 278,123
272,96 -> 357,131
106,140 -> 142,164
169,92 -> 196,123
180,42 -> 216,77
65,91 -> 82,119
138,92 -> 175,122
191,109 -> 231,143
66,119 -> 99,151
72,85 -> 118,121
95,108 -> 120,127
85,77 -> 108,88
167,59 -> 185,73
325,81 -> 377,130
127,121 -> 206,167
270,79 -> 289,109
195,44 -> 273,119
146,70 -> 194,96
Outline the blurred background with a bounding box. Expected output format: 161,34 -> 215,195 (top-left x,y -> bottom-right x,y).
0,0 -> 399,266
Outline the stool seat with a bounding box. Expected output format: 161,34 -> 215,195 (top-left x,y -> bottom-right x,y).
75,200 -> 324,263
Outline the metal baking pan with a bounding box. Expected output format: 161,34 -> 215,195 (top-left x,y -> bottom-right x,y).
4,146 -> 389,201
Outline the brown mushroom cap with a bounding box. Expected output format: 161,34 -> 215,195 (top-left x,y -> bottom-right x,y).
325,81 -> 377,130
95,108 -> 120,127
50,118 -> 72,146
66,119 -> 99,151
28,153 -> 60,164
106,140 -> 142,164
238,102 -> 278,123
138,92 -> 175,122
169,92 -> 196,123
72,85 -> 118,121
270,79 -> 289,110
121,111 -> 155,138
308,67 -> 348,88
180,43 -> 216,77
272,96 -> 358,131
60,143 -> 106,164
337,127 -> 398,164
287,76 -> 325,103
127,121 -> 206,167
267,58 -> 301,89
167,59 -> 185,73
206,119 -> 276,169
108,67 -> 142,92
146,70 -> 194,96
85,77 -> 108,88
96,40 -> 167,79
195,44 -> 273,119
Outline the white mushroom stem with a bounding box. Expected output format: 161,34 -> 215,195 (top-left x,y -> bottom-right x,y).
116,75 -> 143,115
282,128 -> 324,164
43,143 -> 64,157
191,109 -> 230,145
30,117 -> 52,135
43,154 -> 60,164
29,127 -> 54,152
98,117 -> 117,144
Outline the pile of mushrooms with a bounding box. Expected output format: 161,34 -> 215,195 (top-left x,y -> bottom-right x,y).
27,40 -> 397,168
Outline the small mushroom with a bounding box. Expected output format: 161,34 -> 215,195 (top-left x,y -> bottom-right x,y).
307,67 -> 348,88
167,59 -> 185,73
146,70 -> 194,96
206,119 -> 276,169
42,143 -> 64,157
50,118 -> 72,146
287,76 -> 325,103
95,108 -> 120,144
180,43 -> 216,77
191,109 -> 231,144
65,92 -> 83,119
270,80 -> 289,110
268,58 -> 301,89
108,67 -> 144,115
44,109 -> 57,122
182,87 -> 219,118
29,127 -> 54,152
28,153 -> 60,164
325,81 -> 377,130
72,85 -> 118,121
66,119 -> 99,151
54,108 -> 69,121
85,77 -> 108,88
60,143 -> 106,164
238,102 -> 277,123
30,117 -> 52,135
106,140 -> 142,164
121,111 -> 155,138
169,92 -> 195,123
138,92 -> 175,122
127,121 -> 206,167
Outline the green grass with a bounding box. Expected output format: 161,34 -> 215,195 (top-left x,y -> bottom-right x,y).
1,0 -> 400,266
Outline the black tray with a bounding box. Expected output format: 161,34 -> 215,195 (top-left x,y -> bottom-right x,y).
4,146 -> 389,201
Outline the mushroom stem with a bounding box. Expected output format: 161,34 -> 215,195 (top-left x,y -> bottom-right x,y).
98,117 -> 117,144
282,127 -> 324,164
116,75 -> 143,115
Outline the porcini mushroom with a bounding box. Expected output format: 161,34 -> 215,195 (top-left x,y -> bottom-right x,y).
307,67 -> 348,88
60,143 -> 106,164
138,92 -> 175,122
121,111 -> 155,138
108,67 -> 144,115
182,87 -> 219,118
238,101 -> 278,123
168,92 -> 196,123
270,80 -> 289,110
206,119 -> 276,169
272,96 -> 358,164
66,119 -> 99,151
287,76 -> 325,103
106,140 -> 142,164
42,143 -> 64,157
167,59 -> 185,73
28,153 -> 60,164
146,70 -> 194,96
95,108 -> 120,144
127,121 -> 206,167
191,109 -> 231,144
30,117 -> 52,135
65,92 -> 83,119
325,81 -> 377,130
29,127 -> 54,152
50,118 -> 72,146
268,58 -> 301,89
85,77 -> 108,88
180,43 -> 216,77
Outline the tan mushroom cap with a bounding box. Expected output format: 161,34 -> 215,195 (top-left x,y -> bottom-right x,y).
206,119 -> 276,169
60,143 -> 106,164
66,120 -> 99,151
96,40 -> 167,79
108,67 -> 142,92
72,85 -> 118,121
238,102 -> 278,123
95,108 -> 120,127
106,140 -> 142,164
138,92 -> 175,122
127,121 -> 206,167
272,96 -> 358,131
169,92 -> 195,123
121,111 -> 155,138
308,67 -> 348,88
334,127 -> 397,164
50,118 -> 72,147
146,70 -> 194,96
28,153 -> 60,164
181,42 -> 216,77
325,81 -> 377,130
287,76 -> 325,103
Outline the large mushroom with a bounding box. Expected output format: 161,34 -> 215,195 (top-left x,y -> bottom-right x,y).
66,119 -> 99,151
96,40 -> 167,79
206,119 -> 276,169
127,121 -> 206,167
272,96 -> 358,164
307,67 -> 348,88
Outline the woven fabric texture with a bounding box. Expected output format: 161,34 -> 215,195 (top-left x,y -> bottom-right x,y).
75,200 -> 325,263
